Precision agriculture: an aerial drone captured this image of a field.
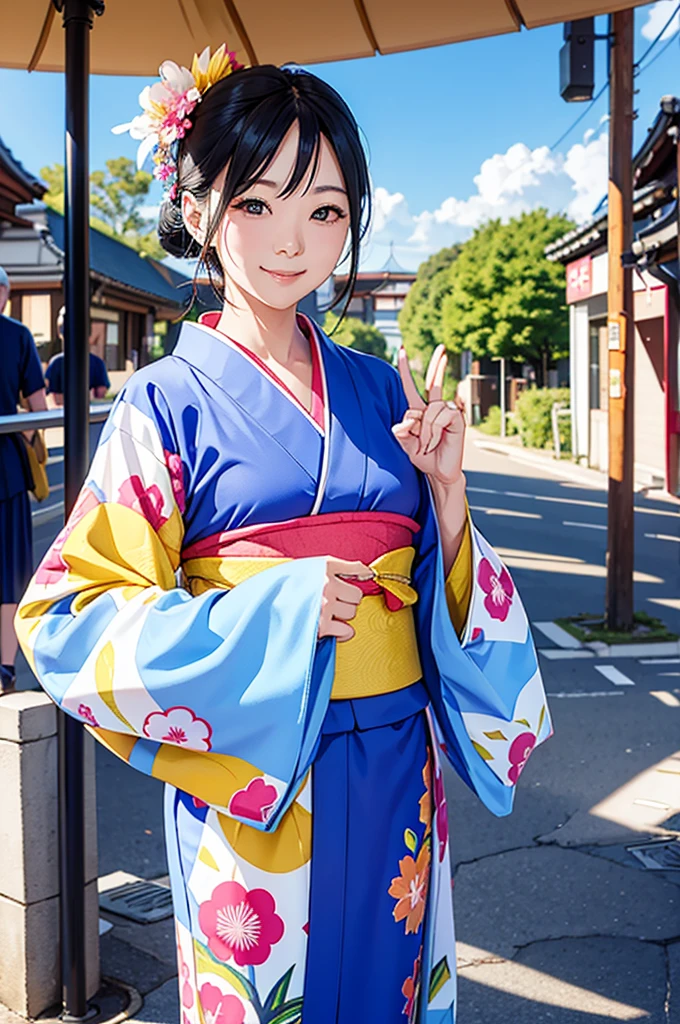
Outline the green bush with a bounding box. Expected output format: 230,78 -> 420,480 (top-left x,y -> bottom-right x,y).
515,387 -> 571,450
479,405 -> 518,436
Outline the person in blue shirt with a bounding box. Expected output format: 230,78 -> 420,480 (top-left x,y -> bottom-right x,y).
45,306 -> 111,405
0,266 -> 47,693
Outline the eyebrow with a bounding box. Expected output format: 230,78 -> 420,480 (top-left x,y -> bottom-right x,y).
254,178 -> 348,197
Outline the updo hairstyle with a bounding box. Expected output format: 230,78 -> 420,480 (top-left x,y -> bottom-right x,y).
158,65 -> 371,313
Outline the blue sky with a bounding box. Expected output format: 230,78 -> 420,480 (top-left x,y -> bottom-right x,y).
1,1 -> 678,271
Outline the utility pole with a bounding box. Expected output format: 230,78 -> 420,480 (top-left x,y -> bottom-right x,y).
605,9 -> 635,631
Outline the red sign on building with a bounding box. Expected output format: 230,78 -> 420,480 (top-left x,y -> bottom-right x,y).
566,255 -> 592,304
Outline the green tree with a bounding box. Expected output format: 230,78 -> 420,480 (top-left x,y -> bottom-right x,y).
439,210 -> 573,384
399,244 -> 460,366
324,312 -> 389,361
40,159 -> 165,261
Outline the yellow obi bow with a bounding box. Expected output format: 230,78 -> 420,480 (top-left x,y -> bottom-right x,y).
182,546 -> 423,700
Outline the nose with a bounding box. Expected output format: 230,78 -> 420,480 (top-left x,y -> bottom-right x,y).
273,224 -> 304,259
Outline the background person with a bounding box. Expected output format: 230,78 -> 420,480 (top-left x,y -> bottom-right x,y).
0,266 -> 47,693
45,306 -> 111,406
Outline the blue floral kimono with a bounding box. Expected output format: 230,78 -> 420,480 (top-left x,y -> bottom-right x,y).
16,317 -> 551,1024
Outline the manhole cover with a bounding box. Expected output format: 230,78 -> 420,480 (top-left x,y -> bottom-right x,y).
626,838 -> 680,871
99,879 -> 174,923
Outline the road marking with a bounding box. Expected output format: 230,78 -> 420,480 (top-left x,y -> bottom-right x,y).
644,532 -> 680,542
469,505 -> 542,520
32,501 -> 64,526
658,672 -> 680,677
466,481 -> 680,518
495,547 -> 663,583
539,649 -> 594,660
595,664 -> 635,687
547,691 -> 624,698
639,658 -> 680,665
650,691 -> 680,706
563,520 -> 606,531
633,798 -> 670,810
533,622 -> 582,649
649,597 -> 680,611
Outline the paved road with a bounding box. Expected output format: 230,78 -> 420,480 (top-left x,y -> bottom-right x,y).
17,431 -> 680,1021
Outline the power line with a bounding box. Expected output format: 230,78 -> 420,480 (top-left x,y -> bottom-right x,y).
636,26 -> 680,75
549,81 -> 609,152
634,1 -> 680,71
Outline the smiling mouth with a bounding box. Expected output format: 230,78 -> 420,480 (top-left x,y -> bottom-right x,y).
261,267 -> 307,281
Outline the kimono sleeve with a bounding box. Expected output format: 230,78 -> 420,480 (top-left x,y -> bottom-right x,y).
15,380 -> 335,832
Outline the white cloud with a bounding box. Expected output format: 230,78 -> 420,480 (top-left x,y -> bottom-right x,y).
364,129 -> 610,269
641,1 -> 680,41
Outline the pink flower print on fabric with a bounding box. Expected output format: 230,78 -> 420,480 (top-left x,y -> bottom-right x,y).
199,983 -> 246,1024
477,558 -> 514,622
117,475 -> 169,533
228,778 -> 278,824
164,450 -> 186,514
78,704 -> 99,728
432,766 -> 449,863
198,881 -> 284,967
35,487 -> 100,585
180,961 -> 194,1009
507,732 -> 536,784
143,707 -> 212,752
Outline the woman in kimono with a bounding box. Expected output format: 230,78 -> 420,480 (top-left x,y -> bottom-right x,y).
16,49 -> 550,1024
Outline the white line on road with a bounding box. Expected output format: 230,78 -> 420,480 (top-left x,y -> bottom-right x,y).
644,532 -> 680,542
658,672 -> 680,677
547,691 -> 624,698
465,482 -> 680,518
639,658 -> 680,665
650,691 -> 680,706
633,798 -> 670,810
595,664 -> 636,687
469,505 -> 542,520
563,520 -> 607,531
533,622 -> 582,649
539,649 -> 595,660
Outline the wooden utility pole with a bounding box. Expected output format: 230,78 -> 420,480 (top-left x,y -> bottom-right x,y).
606,9 -> 635,630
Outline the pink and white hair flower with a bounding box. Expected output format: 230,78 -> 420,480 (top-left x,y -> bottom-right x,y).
112,45 -> 244,195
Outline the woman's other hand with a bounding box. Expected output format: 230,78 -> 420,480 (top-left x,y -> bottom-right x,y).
391,344 -> 465,486
318,557 -> 373,641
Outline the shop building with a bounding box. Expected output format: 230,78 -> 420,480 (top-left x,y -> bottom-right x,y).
546,96 -> 679,494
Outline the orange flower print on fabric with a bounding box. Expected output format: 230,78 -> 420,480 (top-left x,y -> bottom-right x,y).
388,844 -> 431,935
419,756 -> 433,833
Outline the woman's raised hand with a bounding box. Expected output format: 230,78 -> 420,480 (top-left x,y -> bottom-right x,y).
391,344 -> 465,486
318,557 -> 374,642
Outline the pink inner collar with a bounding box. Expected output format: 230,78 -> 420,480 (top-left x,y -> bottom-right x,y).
198,311 -> 325,429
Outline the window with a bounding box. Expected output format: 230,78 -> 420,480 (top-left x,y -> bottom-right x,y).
589,322 -> 600,410
22,294 -> 52,342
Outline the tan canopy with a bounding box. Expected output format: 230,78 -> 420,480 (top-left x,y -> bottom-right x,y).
5,0 -> 650,75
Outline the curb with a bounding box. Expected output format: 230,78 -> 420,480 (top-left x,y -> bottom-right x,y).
534,621 -> 680,660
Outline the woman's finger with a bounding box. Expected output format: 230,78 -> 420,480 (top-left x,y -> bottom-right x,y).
397,348 -> 426,411
328,557 -> 374,580
333,577 -> 366,604
427,348 -> 448,403
333,599 -> 359,622
425,345 -> 446,397
325,619 -> 355,642
423,405 -> 461,454
418,400 -> 445,454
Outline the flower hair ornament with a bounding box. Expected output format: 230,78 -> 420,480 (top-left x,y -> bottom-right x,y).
113,45 -> 245,200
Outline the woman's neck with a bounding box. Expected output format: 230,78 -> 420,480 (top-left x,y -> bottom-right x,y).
215,283 -> 306,368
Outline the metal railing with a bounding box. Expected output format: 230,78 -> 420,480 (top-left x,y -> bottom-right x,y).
0,404 -> 113,435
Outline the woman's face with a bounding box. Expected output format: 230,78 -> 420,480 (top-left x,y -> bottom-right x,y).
207,125 -> 350,310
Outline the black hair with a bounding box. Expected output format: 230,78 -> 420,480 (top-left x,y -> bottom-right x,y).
158,65 -> 371,316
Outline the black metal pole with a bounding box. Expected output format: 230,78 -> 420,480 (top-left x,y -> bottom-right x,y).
58,0 -> 103,1018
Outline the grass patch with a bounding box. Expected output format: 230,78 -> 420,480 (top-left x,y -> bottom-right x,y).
556,612 -> 678,645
